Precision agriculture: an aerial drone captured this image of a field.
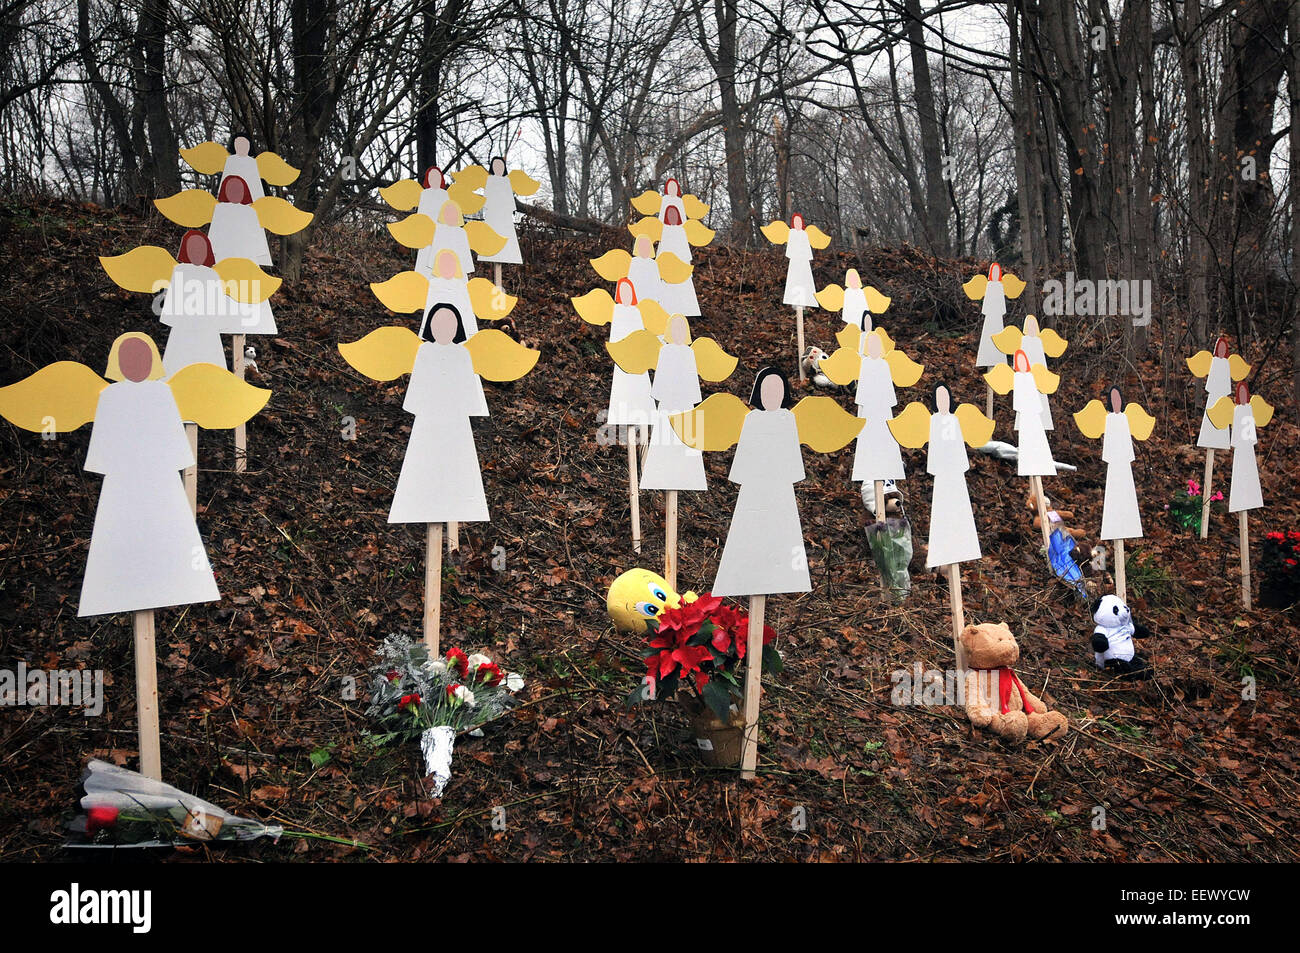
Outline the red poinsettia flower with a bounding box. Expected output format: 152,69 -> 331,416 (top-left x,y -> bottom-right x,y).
1286,559 -> 1298,568
1267,531 -> 1286,542
445,648 -> 469,679
86,805 -> 119,834
475,661 -> 504,687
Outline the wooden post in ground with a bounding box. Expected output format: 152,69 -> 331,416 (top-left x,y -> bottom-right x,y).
1030,475 -> 1052,554
1240,511 -> 1252,610
947,564 -> 966,672
740,594 -> 767,780
795,306 -> 806,381
628,426 -> 642,554
447,521 -> 459,553
493,262 -> 502,292
133,609 -> 161,780
425,523 -> 443,654
986,382 -> 994,420
183,422 -> 198,514
664,490 -> 678,592
1115,538 -> 1127,602
1200,449 -> 1215,539
874,479 -> 886,523
233,334 -> 247,473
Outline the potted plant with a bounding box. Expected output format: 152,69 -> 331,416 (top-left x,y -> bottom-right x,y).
1259,532 -> 1300,610
1167,478 -> 1224,535
625,592 -> 782,766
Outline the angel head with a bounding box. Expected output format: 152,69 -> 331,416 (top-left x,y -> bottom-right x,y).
664,177 -> 681,198
988,262 -> 1002,282
422,165 -> 446,190
433,248 -> 463,281
846,268 -> 862,289
1235,381 -> 1250,405
664,205 -> 683,227
178,229 -> 215,267
1214,335 -> 1231,359
106,332 -> 165,382
615,277 -> 638,306
232,134 -> 251,157
437,199 -> 462,227
750,367 -> 793,411
665,314 -> 691,345
420,303 -> 468,345
490,156 -> 507,176
1013,348 -> 1032,373
933,381 -> 953,415
1108,385 -> 1124,413
218,175 -> 253,205
633,234 -> 654,259
791,212 -> 806,230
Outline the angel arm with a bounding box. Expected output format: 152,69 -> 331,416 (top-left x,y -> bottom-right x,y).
256,151 -> 300,186
983,363 -> 1015,395
804,224 -> 832,250
760,220 -> 790,245
1124,402 -> 1157,441
683,219 -> 714,247
338,326 -> 422,382
590,249 -> 631,282
387,213 -> 437,249
669,392 -> 749,452
168,363 -> 271,430
885,349 -> 924,387
628,217 -> 663,243
154,190 -> 217,227
1039,327 -> 1068,358
179,141 -> 230,175
465,221 -> 508,257
468,277 -> 517,320
465,329 -> 540,382
100,246 -> 176,293
962,274 -> 988,300
991,326 -> 1023,356
656,252 -> 693,283
864,286 -> 891,313
1185,350 -> 1213,378
573,288 -> 615,326
0,362 -> 109,432
682,194 -> 710,220
819,347 -> 862,386
371,272 -> 429,314
508,169 -> 541,196
379,179 -> 423,212
630,190 -> 662,216
792,396 -> 864,452
815,284 -> 844,312
1228,354 -> 1252,381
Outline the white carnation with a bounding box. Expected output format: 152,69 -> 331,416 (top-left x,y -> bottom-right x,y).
466,653 -> 492,672
505,672 -> 525,692
453,685 -> 476,707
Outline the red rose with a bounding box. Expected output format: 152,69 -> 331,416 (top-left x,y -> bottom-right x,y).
445,648 -> 469,679
86,806 -> 119,834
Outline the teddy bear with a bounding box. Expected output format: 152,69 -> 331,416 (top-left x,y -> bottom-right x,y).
959,622 -> 1069,743
1026,487 -> 1086,545
1091,595 -> 1152,678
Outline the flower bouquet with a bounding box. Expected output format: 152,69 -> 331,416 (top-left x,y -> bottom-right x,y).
1168,478 -> 1224,534
1260,531 -> 1300,609
366,634 -> 524,796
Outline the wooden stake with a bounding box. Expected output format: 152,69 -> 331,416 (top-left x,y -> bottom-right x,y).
1115,538 -> 1127,603
740,594 -> 767,779
795,306 -> 806,381
985,382 -> 994,420
947,564 -> 966,673
1240,510 -> 1252,610
183,422 -> 198,515
133,609 -> 161,781
873,479 -> 886,523
233,334 -> 247,473
425,523 -> 443,654
664,490 -> 678,593
493,262 -> 503,292
628,426 -> 642,554
1030,475 -> 1052,554
447,521 -> 459,553
1200,449 -> 1215,539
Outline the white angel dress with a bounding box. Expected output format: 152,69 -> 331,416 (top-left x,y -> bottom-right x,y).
975,280 -> 1007,367
1011,369 -> 1055,477
1100,411 -> 1142,540
658,192 -> 685,223
419,221 -> 474,278
925,411 -> 981,567
627,255 -> 664,306
208,202 -> 272,267
389,342 -> 490,524
841,285 -> 868,328
783,229 -> 817,308
1227,404 -> 1263,512
412,184 -> 451,275
79,380 -> 220,617
605,302 -> 656,429
658,220 -> 693,265
852,356 -> 905,482
1197,355 -> 1232,449
656,225 -> 700,316
639,343 -> 706,491
220,155 -> 265,201
711,409 -> 810,597
480,174 -> 522,264
159,263 -> 266,375
1018,335 -> 1054,429
422,277 -> 479,336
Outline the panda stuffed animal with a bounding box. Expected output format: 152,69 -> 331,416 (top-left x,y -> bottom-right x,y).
1090,595 -> 1152,678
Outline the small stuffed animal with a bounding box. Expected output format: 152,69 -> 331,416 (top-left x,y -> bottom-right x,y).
1026,487 -> 1084,540
801,346 -> 834,387
1090,595 -> 1151,678
959,622 -> 1068,743
243,345 -> 260,377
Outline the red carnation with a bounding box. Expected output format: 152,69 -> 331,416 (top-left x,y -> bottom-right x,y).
398,693 -> 422,712
475,661 -> 504,687
445,648 -> 470,679
386,669 -> 401,682
1267,531 -> 1285,541
86,805 -> 119,834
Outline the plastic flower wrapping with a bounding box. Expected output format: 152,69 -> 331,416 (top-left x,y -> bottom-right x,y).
366,634 -> 524,796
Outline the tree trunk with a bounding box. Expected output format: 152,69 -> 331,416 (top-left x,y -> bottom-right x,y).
905,0 -> 949,256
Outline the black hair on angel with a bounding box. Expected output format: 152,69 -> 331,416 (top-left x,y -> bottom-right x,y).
931,381 -> 953,412
420,302 -> 468,344
749,366 -> 793,410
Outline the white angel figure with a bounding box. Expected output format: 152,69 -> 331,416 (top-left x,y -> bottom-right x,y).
1187,337 -> 1251,450
986,350 -> 1059,477
627,235 -> 664,304
629,177 -> 712,226
179,136 -> 301,204
656,207 -> 700,315
469,157 -> 541,266
962,263 -> 1027,369
208,175 -> 272,265
993,315 -> 1066,430
762,213 -> 830,309
590,233 -> 695,315
1205,382 -> 1274,513
889,384 -> 996,568
422,249 -> 480,336
1074,388 -> 1157,541
816,268 -> 892,332
604,279 -> 657,429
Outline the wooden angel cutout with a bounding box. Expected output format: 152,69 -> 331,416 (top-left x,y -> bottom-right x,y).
388,197 -> 506,279
817,268 -> 891,332
371,247 -> 517,340
762,213 -> 831,310
985,349 -> 1061,553
455,157 -> 541,270
628,208 -> 703,315
590,233 -> 692,308
630,176 -> 712,224
1206,382 -> 1275,608
101,230 -> 280,375
380,165 -> 486,221
992,314 -> 1065,430
1074,387 -> 1156,601
1187,336 -> 1252,538
963,263 -> 1027,413
338,303 -> 539,649
180,136 -> 300,202
155,175 -> 312,266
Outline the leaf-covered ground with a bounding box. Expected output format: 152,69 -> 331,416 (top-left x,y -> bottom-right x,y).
1,198 -> 1297,861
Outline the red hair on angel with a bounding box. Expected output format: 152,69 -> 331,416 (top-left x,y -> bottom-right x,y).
422,165 -> 446,190
664,177 -> 681,197
988,262 -> 1002,281
1214,335 -> 1231,359
791,212 -> 806,230
178,229 -> 216,267
663,205 -> 683,227
218,175 -> 253,205
615,278 -> 637,306
1013,349 -> 1031,373
1235,381 -> 1250,404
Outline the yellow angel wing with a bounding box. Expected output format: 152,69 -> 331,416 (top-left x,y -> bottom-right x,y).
885,349 -> 924,387
1228,354 -> 1252,381
154,189 -> 216,227
508,169 -> 541,196
630,190 -> 661,216
760,220 -> 790,245
0,362 -> 108,432
1073,399 -> 1108,440
253,195 -> 313,235
380,179 -> 423,211
388,213 -> 437,249
1125,402 -> 1157,441
984,362 -> 1015,395
339,326 -> 422,382
453,165 -> 489,192
179,141 -> 230,175
670,392 -> 749,452
573,288 -> 614,326
371,271 -> 429,313
656,251 -> 693,284
683,219 -> 714,246
682,194 -> 710,220
1250,395 -> 1275,428
1001,273 -> 1026,298
168,362 -> 270,429
637,299 -> 670,336
1206,395 -> 1236,431
606,329 -> 662,375
864,286 -> 891,313
465,221 -> 508,257
962,274 -> 988,300
628,217 -> 663,243
819,347 -> 861,386
256,151 -> 300,186
834,325 -> 860,351
991,325 -> 1023,356
468,276 -> 517,320
954,403 -> 996,447
1185,349 -> 1213,378
805,224 -> 832,250
815,284 -> 844,312
100,246 -> 177,293
793,396 -> 864,452
690,337 -> 737,382
873,327 -> 896,353
213,258 -> 281,303
590,249 -> 632,282
465,329 -> 539,382
887,401 -> 930,449
1038,327 -> 1068,358
1031,363 -> 1060,395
